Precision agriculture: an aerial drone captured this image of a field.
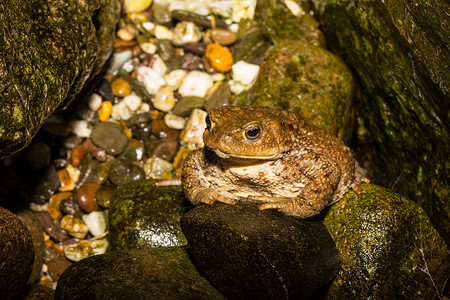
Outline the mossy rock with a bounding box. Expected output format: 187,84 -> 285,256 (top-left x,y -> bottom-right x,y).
109,180 -> 188,250
55,247 -> 225,300
311,0 -> 450,246
324,183 -> 450,298
239,39 -> 355,143
0,0 -> 120,157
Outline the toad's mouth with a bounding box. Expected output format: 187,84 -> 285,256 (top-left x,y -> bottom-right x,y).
211,148 -> 281,161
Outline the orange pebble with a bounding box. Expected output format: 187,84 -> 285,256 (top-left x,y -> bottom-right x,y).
48,192 -> 72,219
57,169 -> 75,192
205,43 -> 233,73
98,101 -> 113,122
71,145 -> 87,167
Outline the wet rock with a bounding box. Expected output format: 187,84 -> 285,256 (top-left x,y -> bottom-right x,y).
323,183 -> 450,299
180,52 -> 201,71
16,209 -> 45,284
205,82 -> 231,112
20,284 -> 54,300
149,119 -> 180,139
48,192 -> 72,220
153,85 -> 175,112
34,211 -> 70,242
94,78 -> 115,103
41,122 -> 73,137
109,180 -> 187,250
172,9 -> 228,28
164,113 -> 186,130
76,155 -> 100,188
82,211 -> 107,237
62,135 -> 83,151
47,255 -> 72,281
242,40 -> 354,143
312,0 -> 450,245
136,65 -> 166,95
146,138 -> 178,161
64,238 -> 109,262
91,122 -> 129,156
60,215 -> 89,239
233,27 -> 271,65
0,0 -> 121,156
95,185 -> 116,208
181,202 -> 340,299
172,96 -> 206,117
28,166 -> 61,204
143,157 -> 174,179
172,21 -> 202,46
108,157 -> 145,186
0,208 -> 35,300
26,140 -> 51,170
55,247 -> 225,300
211,28 -> 237,46
57,168 -> 75,192
178,71 -> 213,98
151,2 -> 171,25
111,77 -> 132,97
126,112 -> 153,141
77,182 -> 101,213
182,42 -> 206,55
60,196 -> 84,218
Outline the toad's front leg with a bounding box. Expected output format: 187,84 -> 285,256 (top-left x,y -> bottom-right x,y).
181,148 -> 240,206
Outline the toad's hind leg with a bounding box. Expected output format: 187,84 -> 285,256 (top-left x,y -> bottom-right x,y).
255,196 -> 329,219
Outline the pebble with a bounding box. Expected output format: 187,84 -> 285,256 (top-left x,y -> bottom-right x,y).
164,113 -> 186,130
111,100 -> 133,121
172,21 -> 202,46
46,255 -> 72,281
117,24 -> 139,41
147,138 -> 178,161
95,157 -> 115,185
178,70 -> 213,97
82,211 -> 107,237
284,0 -> 303,16
95,185 -> 116,208
163,69 -> 187,90
231,60 -> 260,86
108,158 -> 145,186
64,238 -> 109,262
140,42 -> 157,54
123,0 -> 152,13
153,85 -> 175,112
29,166 -> 61,204
69,120 -> 92,138
152,2 -> 172,26
180,53 -> 201,70
91,122 -> 129,156
169,1 -> 210,16
86,93 -> 102,111
205,43 -> 233,73
111,77 -> 132,97
211,28 -> 237,46
129,138 -> 145,160
57,169 -> 75,192
77,182 -> 101,213
180,108 -> 207,150
136,66 -> 166,95
94,78 -> 115,102
182,42 -> 206,55
126,113 -> 153,141
60,196 -> 84,218
71,144 -> 87,167
82,139 -> 108,162
60,215 -> 89,239
232,0 -> 257,22
143,157 -> 174,179
172,96 -> 206,117
34,211 -> 70,242
123,93 -> 142,112
42,122 -> 73,137
76,155 -> 100,188
107,50 -> 133,75
98,101 -> 113,121
26,140 -> 51,170
63,135 -> 82,151
151,54 -> 168,76
205,82 -> 232,112
155,25 -> 173,40
150,119 -> 180,139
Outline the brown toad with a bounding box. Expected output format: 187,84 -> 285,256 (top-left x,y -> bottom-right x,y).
181,105 -> 358,218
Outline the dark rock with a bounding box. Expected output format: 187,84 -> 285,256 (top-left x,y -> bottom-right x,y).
108,157 -> 145,186
181,202 -> 340,299
311,0 -> 450,246
323,183 -> 450,298
171,10 -> 227,28
233,26 -> 271,66
126,112 -> 153,141
205,82 -> 231,113
26,140 -> 51,170
182,42 -> 206,55
154,39 -> 175,66
34,211 -> 70,242
76,154 -> 100,188
95,185 -> 116,208
0,0 -> 120,157
172,96 -> 206,117
16,209 -> 45,284
240,40 -> 355,143
109,180 -> 188,250
60,196 -> 84,218
94,77 -> 114,103
28,165 -> 61,204
55,247 -> 225,300
0,207 -> 35,300
20,284 -> 55,300
146,138 -> 178,161
90,122 -> 129,156
149,119 -> 180,139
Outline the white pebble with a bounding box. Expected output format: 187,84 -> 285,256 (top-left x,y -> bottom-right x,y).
136,102 -> 150,113
122,58 -> 138,73
153,86 -> 175,112
140,42 -> 157,54
231,60 -> 260,86
180,109 -> 208,150
164,113 -> 186,130
106,50 -> 133,75
172,21 -> 202,46
123,93 -> 142,111
154,25 -> 173,40
123,0 -> 152,13
211,73 -> 225,82
152,54 -> 168,76
66,164 -> 81,185
87,93 -> 102,111
231,0 -> 257,22
163,69 -> 187,90
228,80 -> 247,95
169,0 -> 210,15
179,71 -> 213,98
144,157 -> 174,179
284,0 -> 303,16
69,120 -> 91,138
82,211 -> 107,237
136,66 -> 166,95
111,101 -> 133,120
142,21 -> 155,32
208,0 -> 233,18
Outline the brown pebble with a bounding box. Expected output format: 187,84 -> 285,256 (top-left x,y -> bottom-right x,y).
132,45 -> 143,57
82,139 -> 108,162
57,169 -> 75,192
42,122 -> 73,136
48,192 -> 72,220
111,77 -> 131,97
47,255 -> 72,281
77,182 -> 101,213
181,53 -> 201,71
149,139 -> 178,161
150,119 -> 180,139
34,211 -> 70,242
211,28 -> 237,46
63,135 -> 83,150
71,144 -> 87,168
182,42 -> 206,55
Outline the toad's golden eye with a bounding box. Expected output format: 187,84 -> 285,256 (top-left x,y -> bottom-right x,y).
205,114 -> 211,130
245,126 -> 261,140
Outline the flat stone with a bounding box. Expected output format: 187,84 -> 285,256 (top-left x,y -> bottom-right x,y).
91,122 -> 129,156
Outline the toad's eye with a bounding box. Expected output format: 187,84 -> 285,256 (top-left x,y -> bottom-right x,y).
205,115 -> 211,130
245,126 -> 261,140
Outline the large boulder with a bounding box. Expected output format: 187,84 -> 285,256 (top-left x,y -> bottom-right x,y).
310,0 -> 450,245
0,0 -> 120,157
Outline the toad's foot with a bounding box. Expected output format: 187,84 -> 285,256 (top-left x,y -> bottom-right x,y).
250,195 -> 324,219
352,177 -> 370,195
192,188 -> 239,206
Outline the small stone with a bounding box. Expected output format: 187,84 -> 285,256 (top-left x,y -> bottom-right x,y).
26,140 -> 51,170
180,109 -> 207,150
152,2 -> 172,25
172,21 -> 202,46
123,0 -> 152,13
205,82 -> 232,112
82,211 -> 107,237
46,255 -> 72,281
169,0 -> 210,15
57,169 -> 75,192
60,197 -> 84,218
153,85 -> 175,112
77,182 -> 101,213
147,139 -> 178,161
91,122 -> 129,156
180,53 -> 201,71
95,185 -> 116,208
144,157 -> 174,179
151,54 -> 168,76
178,70 -> 213,97
95,157 -> 115,185
64,238 -> 109,262
284,0 -> 303,16
82,139 -> 108,162
48,192 -> 72,220
87,93 -> 103,111
107,50 -> 133,75
71,144 -> 87,168
69,120 -> 92,138
94,78 -> 115,103
34,211 -> 70,242
231,60 -> 260,86
98,101 -> 113,122
136,66 -> 166,95
205,43 -> 233,73
164,113 -> 186,130
111,77 -> 132,97
126,113 -> 153,141
182,42 -> 206,55
172,96 -> 206,117
123,93 -> 142,112
42,122 -> 73,137
63,135 -> 83,150
76,156 -> 101,188
29,166 -> 61,204
140,42 -> 157,54
111,100 -> 133,121
211,28 -> 237,45
117,24 -> 139,41
60,215 -> 89,239
108,158 -> 146,186
231,0 -> 257,22
211,72 -> 225,82
150,119 -> 180,139
155,25 -> 173,40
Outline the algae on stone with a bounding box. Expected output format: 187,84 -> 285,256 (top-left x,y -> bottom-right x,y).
324,183 -> 450,298
0,0 -> 120,157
